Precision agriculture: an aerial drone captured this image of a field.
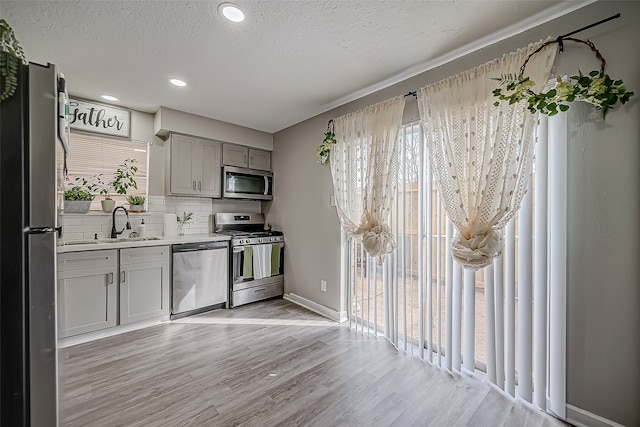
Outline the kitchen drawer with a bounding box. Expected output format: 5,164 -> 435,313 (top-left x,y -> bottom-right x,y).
232,282 -> 283,307
120,245 -> 170,265
58,249 -> 117,272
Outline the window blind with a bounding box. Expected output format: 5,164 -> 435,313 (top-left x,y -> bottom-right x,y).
346,116 -> 568,418
58,132 -> 149,211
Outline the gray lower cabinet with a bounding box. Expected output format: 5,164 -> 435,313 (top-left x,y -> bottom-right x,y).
119,246 -> 170,324
58,250 -> 118,338
57,246 -> 170,338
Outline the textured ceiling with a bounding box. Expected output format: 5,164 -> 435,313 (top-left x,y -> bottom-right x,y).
2,1 -> 593,133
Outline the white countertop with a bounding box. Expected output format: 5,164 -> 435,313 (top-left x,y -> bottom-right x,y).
57,233 -> 231,253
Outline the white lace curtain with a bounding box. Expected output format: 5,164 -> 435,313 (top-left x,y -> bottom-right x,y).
417,40 -> 557,269
330,96 -> 406,259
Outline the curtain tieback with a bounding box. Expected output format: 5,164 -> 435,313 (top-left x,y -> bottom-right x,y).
358,221 -> 396,260
451,229 -> 503,270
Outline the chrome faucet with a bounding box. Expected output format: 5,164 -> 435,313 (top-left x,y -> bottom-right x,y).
111,206 -> 131,238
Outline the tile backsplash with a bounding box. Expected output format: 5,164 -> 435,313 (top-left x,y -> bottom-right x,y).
60,195 -> 211,240
60,195 -> 260,240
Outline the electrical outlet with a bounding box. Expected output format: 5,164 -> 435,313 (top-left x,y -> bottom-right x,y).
329,196 -> 336,207
320,280 -> 327,292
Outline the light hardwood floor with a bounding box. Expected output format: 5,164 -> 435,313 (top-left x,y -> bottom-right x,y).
59,299 -> 565,426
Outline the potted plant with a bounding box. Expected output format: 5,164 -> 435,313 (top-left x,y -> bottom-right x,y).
126,195 -> 145,213
82,158 -> 139,212
111,158 -> 139,197
63,185 -> 94,214
176,212 -> 193,236
81,174 -> 115,213
1,19 -> 28,102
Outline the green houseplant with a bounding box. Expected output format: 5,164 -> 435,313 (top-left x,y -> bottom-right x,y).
1,19 -> 28,102
176,212 -> 193,236
77,158 -> 139,212
126,195 -> 145,212
63,185 -> 94,214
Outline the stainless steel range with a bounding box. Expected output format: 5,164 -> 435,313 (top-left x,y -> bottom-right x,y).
215,213 -> 284,308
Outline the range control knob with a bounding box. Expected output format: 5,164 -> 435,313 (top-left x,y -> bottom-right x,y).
259,238 -> 263,243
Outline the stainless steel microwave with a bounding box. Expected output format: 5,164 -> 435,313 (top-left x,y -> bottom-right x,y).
223,166 -> 273,200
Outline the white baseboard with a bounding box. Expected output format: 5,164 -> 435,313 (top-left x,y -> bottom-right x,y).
283,293 -> 347,323
566,404 -> 625,427
58,315 -> 170,348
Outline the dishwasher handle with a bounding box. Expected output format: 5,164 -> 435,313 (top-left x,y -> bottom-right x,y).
172,241 -> 228,253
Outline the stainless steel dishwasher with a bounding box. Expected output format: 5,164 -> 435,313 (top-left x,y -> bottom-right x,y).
171,241 -> 228,319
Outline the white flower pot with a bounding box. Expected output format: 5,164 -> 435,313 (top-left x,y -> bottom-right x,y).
101,199 -> 116,213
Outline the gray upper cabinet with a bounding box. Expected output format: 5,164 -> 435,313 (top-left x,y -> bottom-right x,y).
57,250 -> 118,338
119,246 -> 170,325
167,133 -> 221,197
222,143 -> 271,171
249,149 -> 271,171
222,144 -> 248,168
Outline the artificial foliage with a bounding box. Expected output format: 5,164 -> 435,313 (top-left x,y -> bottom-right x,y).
126,195 -> 145,206
63,186 -> 95,201
316,119 -> 336,165
0,19 -> 28,101
493,70 -> 633,119
492,37 -> 634,119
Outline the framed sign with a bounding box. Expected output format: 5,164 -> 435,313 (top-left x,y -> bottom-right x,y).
68,98 -> 130,138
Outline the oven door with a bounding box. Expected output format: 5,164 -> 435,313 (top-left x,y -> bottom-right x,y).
232,243 -> 284,288
223,166 -> 273,200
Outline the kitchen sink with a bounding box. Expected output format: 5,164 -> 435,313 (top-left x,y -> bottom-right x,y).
59,237 -> 161,246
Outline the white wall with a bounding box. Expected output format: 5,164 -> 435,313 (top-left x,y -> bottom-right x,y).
270,1 -> 640,425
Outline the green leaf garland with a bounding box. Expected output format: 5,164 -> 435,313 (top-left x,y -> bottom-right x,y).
493,37 -> 634,119
317,119 -> 336,165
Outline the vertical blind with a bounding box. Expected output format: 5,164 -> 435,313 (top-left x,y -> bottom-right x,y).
346,115 -> 567,415
58,132 -> 149,210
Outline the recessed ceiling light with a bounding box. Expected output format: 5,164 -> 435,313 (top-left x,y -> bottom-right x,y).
100,94 -> 119,102
169,78 -> 187,87
218,3 -> 244,22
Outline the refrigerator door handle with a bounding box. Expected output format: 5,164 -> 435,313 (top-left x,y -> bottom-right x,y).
24,226 -> 62,238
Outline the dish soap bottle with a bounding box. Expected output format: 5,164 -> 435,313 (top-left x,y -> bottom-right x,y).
138,219 -> 147,237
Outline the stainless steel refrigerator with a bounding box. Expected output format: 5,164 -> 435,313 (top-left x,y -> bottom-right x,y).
1,62 -> 68,426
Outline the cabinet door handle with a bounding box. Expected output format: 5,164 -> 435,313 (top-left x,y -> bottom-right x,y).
250,156 -> 253,165
121,271 -> 125,283
198,181 -> 202,191
192,181 -> 196,190
108,272 -> 113,284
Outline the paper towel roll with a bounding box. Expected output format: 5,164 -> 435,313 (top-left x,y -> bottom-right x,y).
164,213 -> 178,237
